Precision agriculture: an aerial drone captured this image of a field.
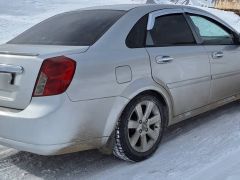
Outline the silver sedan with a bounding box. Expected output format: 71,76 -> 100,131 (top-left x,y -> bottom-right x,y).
0,4 -> 239,162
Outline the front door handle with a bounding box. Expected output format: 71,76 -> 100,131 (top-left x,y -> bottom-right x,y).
212,51 -> 224,59
156,56 -> 174,64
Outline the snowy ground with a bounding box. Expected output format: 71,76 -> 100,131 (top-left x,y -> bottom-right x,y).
0,0 -> 240,180
1,102 -> 240,180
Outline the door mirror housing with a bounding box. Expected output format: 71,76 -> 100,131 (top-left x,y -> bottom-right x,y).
235,33 -> 240,44
238,34 -> 240,44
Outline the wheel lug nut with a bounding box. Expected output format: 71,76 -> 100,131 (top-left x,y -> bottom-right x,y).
139,129 -> 142,133
146,119 -> 148,123
145,128 -> 148,132
139,120 -> 142,124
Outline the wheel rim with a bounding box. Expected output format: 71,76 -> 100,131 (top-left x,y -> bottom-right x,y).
127,100 -> 161,153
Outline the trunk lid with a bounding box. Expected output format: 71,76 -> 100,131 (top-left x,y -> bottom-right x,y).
0,44 -> 89,109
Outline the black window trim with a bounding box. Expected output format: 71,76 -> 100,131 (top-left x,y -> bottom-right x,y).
126,12 -> 201,49
125,14 -> 148,49
126,11 -> 240,49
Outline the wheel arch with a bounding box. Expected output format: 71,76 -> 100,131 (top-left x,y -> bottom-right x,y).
101,78 -> 174,146
121,78 -> 173,125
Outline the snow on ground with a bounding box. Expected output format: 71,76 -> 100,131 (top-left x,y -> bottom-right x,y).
0,1 -> 240,180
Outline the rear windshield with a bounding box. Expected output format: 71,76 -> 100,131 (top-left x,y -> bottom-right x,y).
8,10 -> 126,46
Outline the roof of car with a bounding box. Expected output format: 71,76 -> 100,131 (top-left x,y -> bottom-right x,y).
80,4 -> 186,11
81,3 -> 237,32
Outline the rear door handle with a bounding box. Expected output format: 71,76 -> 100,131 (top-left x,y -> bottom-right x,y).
156,56 -> 174,64
212,51 -> 224,59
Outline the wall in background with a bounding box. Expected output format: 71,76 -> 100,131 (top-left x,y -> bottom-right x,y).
214,0 -> 240,14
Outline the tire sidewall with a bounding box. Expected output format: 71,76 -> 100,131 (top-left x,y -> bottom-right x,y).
118,94 -> 165,162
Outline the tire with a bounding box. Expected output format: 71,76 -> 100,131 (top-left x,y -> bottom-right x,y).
113,94 -> 166,162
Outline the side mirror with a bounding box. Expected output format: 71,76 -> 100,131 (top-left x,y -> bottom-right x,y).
237,34 -> 240,44
233,33 -> 240,44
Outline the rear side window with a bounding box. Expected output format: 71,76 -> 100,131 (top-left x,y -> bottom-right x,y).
126,15 -> 148,48
189,15 -> 234,45
147,14 -> 196,47
8,10 -> 126,46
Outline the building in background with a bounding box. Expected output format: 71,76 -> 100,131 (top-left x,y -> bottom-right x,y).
147,0 -> 240,13
214,0 -> 240,11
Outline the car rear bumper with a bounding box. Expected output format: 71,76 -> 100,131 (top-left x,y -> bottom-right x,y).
0,137 -> 74,155
0,136 -> 108,155
0,94 -> 128,155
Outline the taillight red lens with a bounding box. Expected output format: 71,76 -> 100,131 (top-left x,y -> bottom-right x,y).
33,56 -> 76,97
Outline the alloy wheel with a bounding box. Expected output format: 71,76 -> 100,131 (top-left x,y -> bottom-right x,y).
127,100 -> 161,153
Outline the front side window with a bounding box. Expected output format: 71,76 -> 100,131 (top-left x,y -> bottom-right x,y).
189,15 -> 234,45
147,14 -> 196,47
8,10 -> 126,46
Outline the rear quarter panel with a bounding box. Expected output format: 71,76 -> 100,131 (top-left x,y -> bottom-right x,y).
66,47 -> 151,101
66,7 -> 155,101
66,6 -> 175,128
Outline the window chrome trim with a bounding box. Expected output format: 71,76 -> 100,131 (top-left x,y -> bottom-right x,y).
0,64 -> 24,74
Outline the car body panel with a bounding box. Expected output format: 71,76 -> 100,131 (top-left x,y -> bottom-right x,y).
66,47 -> 151,101
147,46 -> 211,116
0,44 -> 89,57
0,93 -> 128,154
0,44 -> 89,109
145,8 -> 211,116
205,45 -> 240,102
0,54 -> 42,109
0,136 -> 107,155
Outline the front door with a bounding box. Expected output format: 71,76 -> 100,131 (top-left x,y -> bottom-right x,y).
188,14 -> 240,103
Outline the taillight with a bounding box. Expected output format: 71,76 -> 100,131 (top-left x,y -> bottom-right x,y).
33,56 -> 76,97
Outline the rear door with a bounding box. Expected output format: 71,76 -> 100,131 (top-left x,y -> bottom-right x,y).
187,13 -> 240,103
145,9 -> 211,116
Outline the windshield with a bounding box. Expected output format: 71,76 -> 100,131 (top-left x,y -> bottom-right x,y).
8,10 -> 126,46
